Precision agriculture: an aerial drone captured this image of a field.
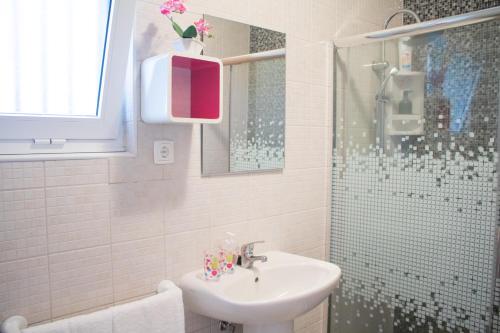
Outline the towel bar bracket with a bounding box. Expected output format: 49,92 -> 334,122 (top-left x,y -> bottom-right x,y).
0,315 -> 28,333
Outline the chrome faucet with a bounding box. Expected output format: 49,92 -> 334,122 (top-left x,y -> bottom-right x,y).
240,241 -> 268,269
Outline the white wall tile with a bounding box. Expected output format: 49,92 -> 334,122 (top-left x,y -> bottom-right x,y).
310,0 -> 336,41
286,80 -> 310,127
247,175 -> 290,220
309,84 -> 329,127
246,0 -> 286,32
186,0 -> 249,24
164,179 -> 211,234
286,37 -> 310,84
0,256 -> 51,324
209,176 -> 250,227
286,0 -> 312,40
45,160 -> 108,187
210,221 -> 254,250
162,125 -> 201,180
275,208 -> 326,254
285,126 -> 328,170
49,246 -> 113,318
46,184 -> 110,253
0,189 -> 46,263
0,162 -> 44,190
108,124 -> 166,184
109,181 -> 165,243
308,42 -> 330,87
112,237 -> 165,301
165,229 -> 210,283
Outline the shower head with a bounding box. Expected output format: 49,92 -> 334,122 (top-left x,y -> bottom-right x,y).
376,67 -> 399,101
388,67 -> 399,76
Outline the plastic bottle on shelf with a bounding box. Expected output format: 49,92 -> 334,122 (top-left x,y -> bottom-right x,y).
398,90 -> 413,115
399,37 -> 412,72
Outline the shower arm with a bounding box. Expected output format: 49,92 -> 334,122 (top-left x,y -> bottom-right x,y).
381,9 -> 421,64
384,9 -> 422,30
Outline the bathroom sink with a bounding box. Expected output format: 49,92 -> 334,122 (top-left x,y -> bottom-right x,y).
179,251 -> 341,333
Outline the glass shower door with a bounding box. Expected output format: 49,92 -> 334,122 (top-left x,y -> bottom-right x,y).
330,18 -> 500,333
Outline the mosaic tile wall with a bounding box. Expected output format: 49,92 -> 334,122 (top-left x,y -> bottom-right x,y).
249,26 -> 286,53
330,8 -> 500,333
402,0 -> 500,24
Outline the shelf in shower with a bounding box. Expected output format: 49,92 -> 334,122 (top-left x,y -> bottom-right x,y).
389,114 -> 423,120
387,130 -> 424,136
394,71 -> 425,77
387,114 -> 424,136
385,70 -> 425,137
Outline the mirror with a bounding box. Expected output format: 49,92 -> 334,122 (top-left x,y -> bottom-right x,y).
201,16 -> 286,176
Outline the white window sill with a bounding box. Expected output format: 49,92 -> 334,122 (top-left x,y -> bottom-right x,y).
0,151 -> 136,162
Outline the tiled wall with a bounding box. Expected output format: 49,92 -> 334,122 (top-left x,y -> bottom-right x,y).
403,0 -> 500,23
0,0 -> 400,332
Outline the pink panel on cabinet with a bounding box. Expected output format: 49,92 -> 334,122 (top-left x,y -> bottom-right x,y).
171,55 -> 220,120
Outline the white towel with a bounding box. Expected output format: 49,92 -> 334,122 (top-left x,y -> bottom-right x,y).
22,309 -> 112,333
68,308 -> 112,333
20,280 -> 184,333
112,281 -> 185,333
22,319 -> 70,333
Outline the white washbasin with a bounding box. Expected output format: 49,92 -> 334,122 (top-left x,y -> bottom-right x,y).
180,251 -> 341,333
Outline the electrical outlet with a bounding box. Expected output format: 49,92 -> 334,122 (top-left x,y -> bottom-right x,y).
154,141 -> 174,164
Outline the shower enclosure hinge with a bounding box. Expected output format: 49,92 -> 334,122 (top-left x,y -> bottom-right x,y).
33,138 -> 67,145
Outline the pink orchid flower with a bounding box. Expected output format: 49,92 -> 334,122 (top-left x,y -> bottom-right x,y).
160,2 -> 172,16
194,18 -> 211,36
172,0 -> 186,13
160,0 -> 186,16
176,3 -> 186,14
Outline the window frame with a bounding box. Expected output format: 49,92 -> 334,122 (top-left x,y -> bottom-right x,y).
0,0 -> 136,159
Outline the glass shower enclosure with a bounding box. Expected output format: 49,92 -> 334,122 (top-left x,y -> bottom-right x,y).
329,7 -> 500,333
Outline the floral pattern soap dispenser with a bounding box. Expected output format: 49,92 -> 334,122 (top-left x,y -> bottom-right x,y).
204,251 -> 222,280
221,232 -> 239,274
203,232 -> 239,280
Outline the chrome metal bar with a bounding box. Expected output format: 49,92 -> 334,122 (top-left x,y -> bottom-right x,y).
384,9 -> 421,29
381,9 -> 421,68
222,48 -> 285,66
335,6 -> 500,48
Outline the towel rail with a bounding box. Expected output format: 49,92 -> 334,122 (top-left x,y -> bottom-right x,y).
221,48 -> 285,66
0,280 -> 176,333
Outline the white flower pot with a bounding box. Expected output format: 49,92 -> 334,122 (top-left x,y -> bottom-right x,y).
172,38 -> 205,54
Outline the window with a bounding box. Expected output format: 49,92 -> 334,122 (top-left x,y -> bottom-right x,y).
0,0 -> 136,158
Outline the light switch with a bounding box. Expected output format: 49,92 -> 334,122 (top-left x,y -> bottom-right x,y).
154,141 -> 174,164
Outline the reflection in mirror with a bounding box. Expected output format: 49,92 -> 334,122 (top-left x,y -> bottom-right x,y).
201,16 -> 285,176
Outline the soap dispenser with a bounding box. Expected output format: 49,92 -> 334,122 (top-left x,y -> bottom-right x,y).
221,232 -> 239,274
398,90 -> 413,115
